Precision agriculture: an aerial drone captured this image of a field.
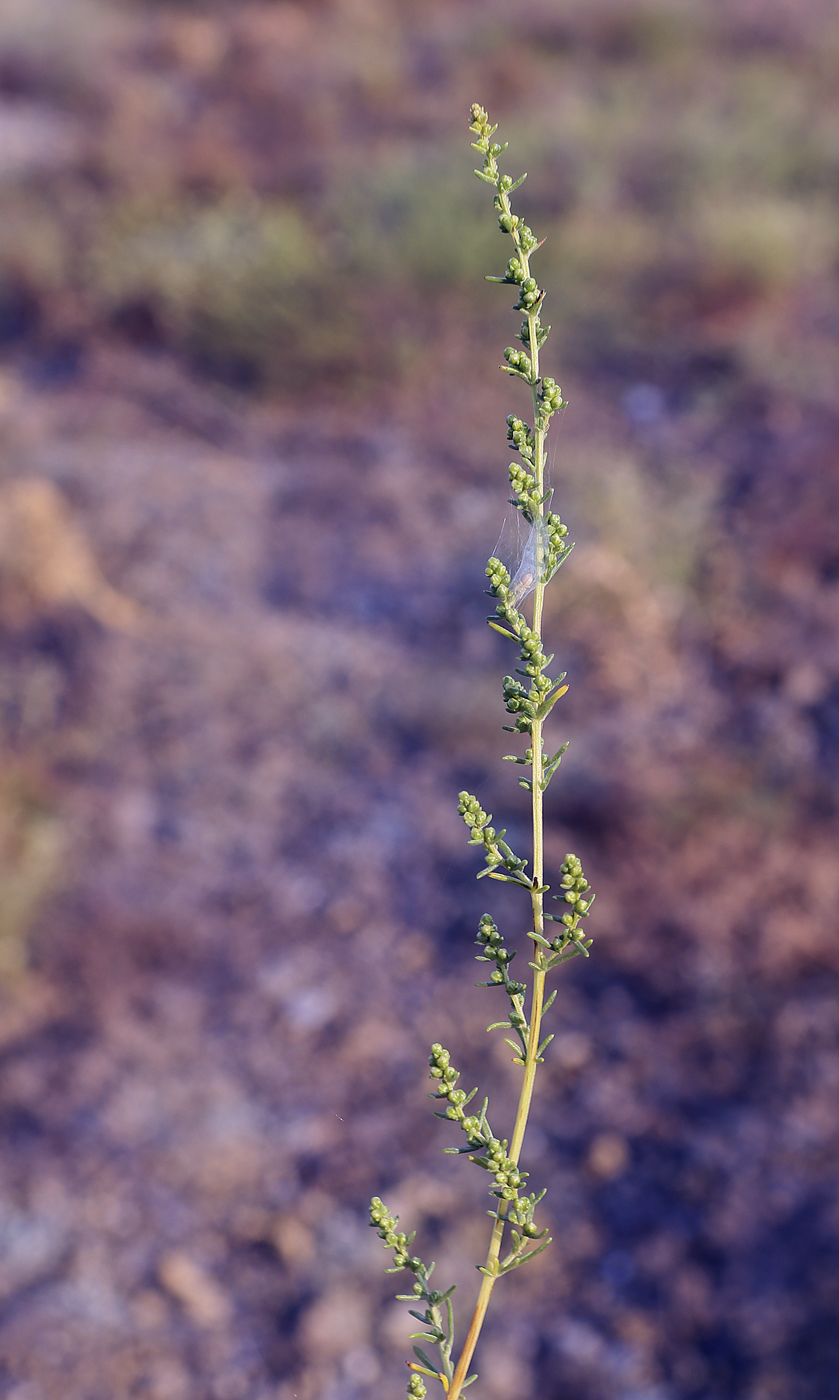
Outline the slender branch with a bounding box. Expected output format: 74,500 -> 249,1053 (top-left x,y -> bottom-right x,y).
370,106 -> 596,1400
446,183 -> 550,1400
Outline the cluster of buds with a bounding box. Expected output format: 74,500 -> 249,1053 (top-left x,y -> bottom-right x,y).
486,558 -> 535,648
469,102 -> 493,140
501,674 -> 534,733
518,624 -> 549,678
457,1121 -> 535,1216
426,1043 -> 553,1280
509,460 -> 541,519
557,854 -> 593,922
514,275 -> 542,312
485,558 -> 552,671
370,1197 -> 419,1271
517,223 -> 539,256
476,1136 -> 525,1201
503,1188 -> 549,1240
476,911 -> 506,962
457,792 -> 530,885
429,1046 -> 534,1208
428,1043 -> 477,1122
538,375 -> 566,426
502,256 -> 525,285
507,413 -> 534,461
485,561 -> 569,736
469,102 -> 507,187
546,510 -> 570,555
484,568 -> 526,635
471,1132 -> 552,1273
544,511 -> 573,583
371,1193 -> 459,1392
434,1086 -> 552,1276
475,913 -> 528,1051
503,345 -> 534,381
539,853 -> 595,958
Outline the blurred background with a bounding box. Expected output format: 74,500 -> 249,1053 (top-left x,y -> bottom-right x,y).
0,0 -> 838,1397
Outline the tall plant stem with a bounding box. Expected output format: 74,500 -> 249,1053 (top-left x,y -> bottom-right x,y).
447,314 -> 548,1400
369,110 -> 595,1400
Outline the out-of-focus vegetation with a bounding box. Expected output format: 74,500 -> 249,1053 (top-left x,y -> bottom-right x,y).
2,0 -> 839,397
0,766 -> 61,977
87,198 -> 355,386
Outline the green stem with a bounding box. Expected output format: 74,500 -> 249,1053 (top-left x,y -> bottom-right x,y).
447,302 -> 548,1400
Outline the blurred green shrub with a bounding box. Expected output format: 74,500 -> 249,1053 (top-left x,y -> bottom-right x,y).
330,151 -> 500,289
0,767 -> 62,979
86,197 -> 359,386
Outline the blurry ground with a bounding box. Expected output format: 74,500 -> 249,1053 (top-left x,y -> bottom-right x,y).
1,2 -> 839,1398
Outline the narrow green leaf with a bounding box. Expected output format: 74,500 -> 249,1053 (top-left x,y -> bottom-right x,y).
546,946 -> 584,970
498,1236 -> 553,1273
